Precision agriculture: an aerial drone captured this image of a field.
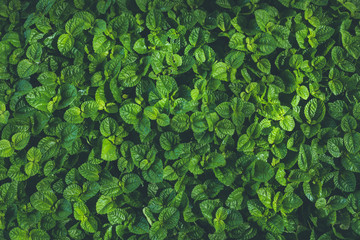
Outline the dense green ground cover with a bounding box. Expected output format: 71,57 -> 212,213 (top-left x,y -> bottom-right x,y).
1,0 -> 360,239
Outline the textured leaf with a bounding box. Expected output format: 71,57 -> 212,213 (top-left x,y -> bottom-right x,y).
344,132 -> 360,154
96,195 -> 116,214
26,86 -> 55,112
159,207 -> 180,229
101,138 -> 118,161
57,33 -> 74,54
93,34 -> 112,53
17,59 -> 38,78
304,98 -> 326,124
252,161 -> 274,182
255,10 -> 271,32
149,221 -> 167,240
120,103 -> 142,124
334,171 -> 356,192
0,139 -> 14,157
30,191 -> 57,212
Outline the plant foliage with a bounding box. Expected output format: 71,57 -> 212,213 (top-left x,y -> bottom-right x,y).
0,0 -> 360,239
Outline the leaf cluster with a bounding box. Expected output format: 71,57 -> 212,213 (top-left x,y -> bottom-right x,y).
0,0 -> 360,239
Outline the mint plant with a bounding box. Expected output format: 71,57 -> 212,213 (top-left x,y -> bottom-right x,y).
0,0 -> 360,239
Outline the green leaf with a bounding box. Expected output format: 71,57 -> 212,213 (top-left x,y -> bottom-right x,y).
334,171 -> 356,192
354,102 -> 360,120
279,115 -> 295,131
327,195 -> 348,211
142,159 -> 163,183
352,219 -> 360,236
134,38 -> 148,54
157,75 -> 178,97
266,214 -> 284,234
30,229 -> 50,240
81,101 -> 99,118
217,12 -> 231,31
171,113 -> 190,132
100,117 -> 118,137
226,188 -> 244,210
215,119 -> 235,138
122,173 -> 142,193
189,27 -> 209,47
65,17 -> 85,36
271,25 -> 291,49
57,33 -> 74,54
327,138 -> 344,158
190,112 -> 208,133
316,25 -> 335,43
229,33 -> 246,50
304,98 -> 326,124
0,139 -> 14,157
107,208 -> 127,225
214,217 -> 226,233
101,138 -> 118,161
225,51 -> 245,69
237,134 -> 255,153
216,0 -> 231,8
215,102 -> 231,119
211,62 -> 228,81
311,56 -> 326,70
159,207 -> 180,229
328,80 -> 343,95
159,132 -> 179,151
120,103 -> 142,124
298,144 -> 311,171
289,54 -> 303,69
341,115 -> 357,132
93,34 -> 112,54
30,191 -> 57,212
64,107 -> 84,123
81,216 -> 98,233
12,132 -> 30,150
281,193 -> 303,213
37,71 -> 57,86
200,199 -> 222,220
296,85 -> 310,100
9,227 -> 29,240
25,162 -> 40,176
118,65 -> 141,87
157,114 -> 170,127
203,152 -> 226,170
73,201 -> 89,220
275,168 -> 287,186
57,84 -> 77,109
78,163 -> 101,181
26,43 -> 42,63
149,221 -> 167,240
257,58 -> 271,74
255,33 -> 277,55
27,147 -> 42,162
341,153 -> 360,173
344,132 -> 360,154
17,59 -> 38,78
342,31 -> 360,59
255,10 -> 271,32
26,86 -> 56,112
252,160 -> 274,182
146,9 -> 162,31
247,199 -> 265,217
96,195 -> 116,214
38,137 -> 60,160
257,187 -> 273,209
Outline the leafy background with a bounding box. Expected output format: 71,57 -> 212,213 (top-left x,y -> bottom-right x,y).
0,0 -> 360,239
